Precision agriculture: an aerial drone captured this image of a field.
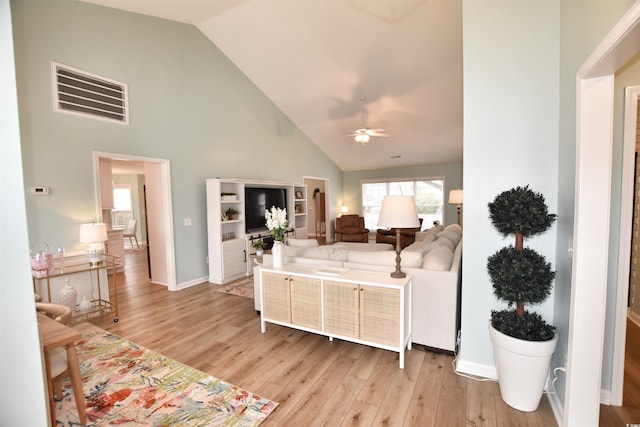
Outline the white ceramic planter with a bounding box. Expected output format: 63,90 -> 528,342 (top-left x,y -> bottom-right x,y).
489,322 -> 558,412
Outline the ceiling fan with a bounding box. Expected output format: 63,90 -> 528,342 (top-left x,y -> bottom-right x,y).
347,96 -> 391,145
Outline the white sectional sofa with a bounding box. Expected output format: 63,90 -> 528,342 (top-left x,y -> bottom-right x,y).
253,224 -> 463,353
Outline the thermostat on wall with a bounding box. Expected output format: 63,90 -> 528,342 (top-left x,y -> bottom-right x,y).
31,186 -> 50,195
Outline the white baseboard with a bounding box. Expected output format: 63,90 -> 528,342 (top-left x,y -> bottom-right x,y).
547,390 -> 564,426
600,388 -> 612,405
175,276 -> 208,291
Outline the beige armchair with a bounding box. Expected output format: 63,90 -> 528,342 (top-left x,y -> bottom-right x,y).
335,214 -> 369,243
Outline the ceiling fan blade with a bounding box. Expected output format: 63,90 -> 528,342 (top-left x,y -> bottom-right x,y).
366,130 -> 390,137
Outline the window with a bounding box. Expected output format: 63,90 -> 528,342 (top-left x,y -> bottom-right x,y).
111,185 -> 133,228
362,178 -> 444,230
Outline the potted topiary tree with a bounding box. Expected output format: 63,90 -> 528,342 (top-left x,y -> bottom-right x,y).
487,185 -> 558,412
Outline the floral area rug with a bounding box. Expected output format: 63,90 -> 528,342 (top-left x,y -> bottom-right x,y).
213,277 -> 254,299
56,323 -> 277,426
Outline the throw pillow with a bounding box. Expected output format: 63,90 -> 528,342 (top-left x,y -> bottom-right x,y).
444,223 -> 462,236
433,236 -> 455,252
287,238 -> 319,247
437,230 -> 461,246
422,246 -> 454,270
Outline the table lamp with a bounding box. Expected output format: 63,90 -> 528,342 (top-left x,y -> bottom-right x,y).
448,189 -> 464,226
79,223 -> 108,266
377,196 -> 420,278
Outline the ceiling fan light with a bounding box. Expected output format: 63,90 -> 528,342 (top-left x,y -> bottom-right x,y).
355,133 -> 369,144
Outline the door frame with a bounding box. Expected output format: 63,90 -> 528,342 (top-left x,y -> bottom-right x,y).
92,151 -> 177,291
611,85 -> 640,404
566,3 -> 640,425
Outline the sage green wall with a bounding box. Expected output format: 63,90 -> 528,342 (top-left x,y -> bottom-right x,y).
461,0 -> 561,377
342,162 -> 463,227
11,0 -> 342,285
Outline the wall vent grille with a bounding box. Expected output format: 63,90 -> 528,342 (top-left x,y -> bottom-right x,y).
52,62 -> 128,124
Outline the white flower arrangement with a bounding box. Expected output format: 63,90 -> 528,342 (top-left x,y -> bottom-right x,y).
265,206 -> 288,242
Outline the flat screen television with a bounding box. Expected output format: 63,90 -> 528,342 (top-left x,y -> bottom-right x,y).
245,187 -> 287,233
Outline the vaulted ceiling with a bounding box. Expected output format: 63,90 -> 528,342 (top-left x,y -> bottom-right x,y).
81,0 -> 463,171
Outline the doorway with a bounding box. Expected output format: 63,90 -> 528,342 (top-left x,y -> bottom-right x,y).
304,177 -> 330,243
611,85 -> 640,407
93,151 -> 177,290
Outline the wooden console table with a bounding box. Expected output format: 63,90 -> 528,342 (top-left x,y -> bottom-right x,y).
259,263 -> 412,368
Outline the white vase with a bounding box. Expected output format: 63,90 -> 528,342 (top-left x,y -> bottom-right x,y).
59,277 -> 77,310
79,296 -> 93,314
272,241 -> 284,267
489,322 -> 558,412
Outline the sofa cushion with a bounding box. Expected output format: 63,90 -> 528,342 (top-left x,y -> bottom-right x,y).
437,230 -> 461,246
422,246 -> 454,270
414,224 -> 444,243
347,249 -> 423,268
299,245 -> 349,261
282,245 -> 304,257
444,223 -> 462,236
287,238 -> 319,247
433,236 -> 455,252
404,241 -> 424,253
334,242 -> 393,251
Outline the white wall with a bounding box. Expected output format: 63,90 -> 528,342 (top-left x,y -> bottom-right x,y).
458,1 -> 560,376
0,0 -> 49,423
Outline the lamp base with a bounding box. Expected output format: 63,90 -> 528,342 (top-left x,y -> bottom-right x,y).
390,229 -> 406,279
86,246 -> 104,266
390,270 -> 406,279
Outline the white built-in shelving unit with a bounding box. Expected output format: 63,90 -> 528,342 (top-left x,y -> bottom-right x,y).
205,178 -> 307,284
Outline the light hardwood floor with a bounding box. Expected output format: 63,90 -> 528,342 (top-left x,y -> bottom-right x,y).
89,247 -> 561,426
599,318 -> 640,426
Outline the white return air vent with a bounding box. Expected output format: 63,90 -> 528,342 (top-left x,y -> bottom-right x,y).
52,62 -> 128,125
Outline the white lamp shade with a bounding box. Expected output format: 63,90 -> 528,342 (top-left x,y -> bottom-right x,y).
341,205 -> 349,213
449,189 -> 464,205
79,223 -> 108,243
377,196 -> 421,228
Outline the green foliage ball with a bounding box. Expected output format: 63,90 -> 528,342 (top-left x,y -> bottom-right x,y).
487,246 -> 555,306
491,309 -> 556,341
488,185 -> 557,238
